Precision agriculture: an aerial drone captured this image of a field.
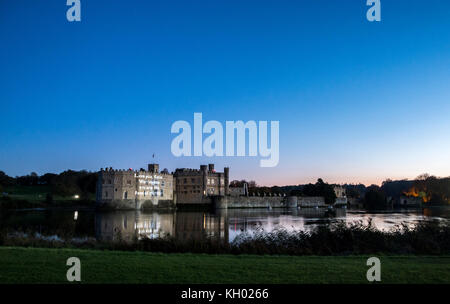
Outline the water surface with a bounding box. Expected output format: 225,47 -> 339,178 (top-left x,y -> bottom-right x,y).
1,207 -> 449,243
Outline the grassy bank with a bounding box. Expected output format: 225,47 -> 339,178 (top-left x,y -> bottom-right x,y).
0,185 -> 95,210
0,196 -> 94,210
0,247 -> 449,283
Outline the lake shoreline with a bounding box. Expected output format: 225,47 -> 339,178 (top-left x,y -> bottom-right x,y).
2,219 -> 449,256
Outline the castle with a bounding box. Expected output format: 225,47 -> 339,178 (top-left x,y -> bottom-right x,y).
96,163 -> 229,209
174,164 -> 229,204
96,163 -> 348,210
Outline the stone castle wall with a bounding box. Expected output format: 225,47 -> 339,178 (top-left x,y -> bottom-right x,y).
97,198 -> 176,210
298,196 -> 326,207
96,166 -> 175,210
224,196 -> 287,208
212,196 -> 326,209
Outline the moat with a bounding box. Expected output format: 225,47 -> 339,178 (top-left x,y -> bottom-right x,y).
1,207 -> 449,243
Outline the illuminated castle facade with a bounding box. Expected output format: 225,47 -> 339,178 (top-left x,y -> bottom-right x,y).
96,163 -> 229,209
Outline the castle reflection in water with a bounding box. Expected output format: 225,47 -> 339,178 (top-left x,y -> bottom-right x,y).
2,207 -> 447,243
94,208 -> 348,243
95,210 -> 229,242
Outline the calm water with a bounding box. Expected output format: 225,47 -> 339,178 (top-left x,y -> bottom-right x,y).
1,207 -> 449,243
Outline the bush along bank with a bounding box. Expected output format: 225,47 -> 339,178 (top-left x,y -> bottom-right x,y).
1,219 -> 450,256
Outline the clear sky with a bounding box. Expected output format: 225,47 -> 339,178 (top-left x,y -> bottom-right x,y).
1,0 -> 450,186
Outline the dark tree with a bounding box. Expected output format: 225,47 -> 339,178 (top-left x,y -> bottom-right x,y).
296,179 -> 336,204
381,179 -> 414,198
0,171 -> 15,187
364,185 -> 387,209
45,193 -> 54,204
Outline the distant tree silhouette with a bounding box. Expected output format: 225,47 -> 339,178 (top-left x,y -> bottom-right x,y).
364,185 -> 387,209
293,178 -> 336,204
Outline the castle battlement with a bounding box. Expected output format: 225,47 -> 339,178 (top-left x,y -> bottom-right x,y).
96,163 -> 230,209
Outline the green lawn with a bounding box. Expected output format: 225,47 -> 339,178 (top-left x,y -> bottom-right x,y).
0,247 -> 449,284
3,185 -> 94,202
3,185 -> 51,201
0,185 -> 95,209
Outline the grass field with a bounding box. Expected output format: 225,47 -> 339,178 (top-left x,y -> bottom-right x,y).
3,185 -> 94,202
0,247 -> 449,284
0,185 -> 95,209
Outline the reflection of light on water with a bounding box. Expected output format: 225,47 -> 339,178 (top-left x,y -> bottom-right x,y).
227,209 -> 450,242
6,207 -> 449,244
136,217 -> 161,239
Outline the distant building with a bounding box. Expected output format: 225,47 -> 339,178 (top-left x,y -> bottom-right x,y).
396,195 -> 422,207
173,164 -> 229,204
333,186 -> 346,198
333,185 -> 348,206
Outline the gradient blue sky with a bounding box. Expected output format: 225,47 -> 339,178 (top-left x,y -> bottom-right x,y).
1,0 -> 450,186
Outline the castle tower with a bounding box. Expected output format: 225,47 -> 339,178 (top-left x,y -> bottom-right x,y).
148,163 -> 159,173
224,167 -> 230,195
200,165 -> 207,195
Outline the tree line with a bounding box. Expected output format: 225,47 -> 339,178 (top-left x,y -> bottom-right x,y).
0,170 -> 97,199
2,170 -> 449,207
